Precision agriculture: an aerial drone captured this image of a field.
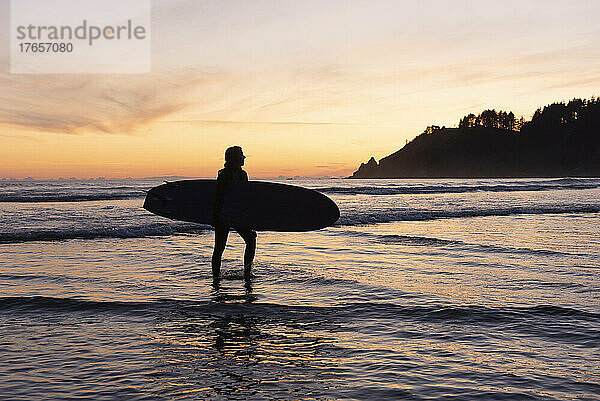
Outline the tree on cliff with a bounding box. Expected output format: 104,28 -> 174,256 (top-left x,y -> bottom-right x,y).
459,109 -> 516,130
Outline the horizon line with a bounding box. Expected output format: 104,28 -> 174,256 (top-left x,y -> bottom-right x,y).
0,175 -> 349,181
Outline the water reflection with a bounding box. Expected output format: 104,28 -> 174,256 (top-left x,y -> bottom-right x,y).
150,285 -> 345,399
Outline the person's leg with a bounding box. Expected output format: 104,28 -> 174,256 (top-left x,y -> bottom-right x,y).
235,228 -> 257,280
211,225 -> 230,281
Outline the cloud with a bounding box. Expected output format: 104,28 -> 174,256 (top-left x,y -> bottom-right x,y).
314,162 -> 352,169
161,119 -> 355,126
0,68 -> 222,135
541,75 -> 600,91
0,133 -> 40,141
2,42 -> 598,137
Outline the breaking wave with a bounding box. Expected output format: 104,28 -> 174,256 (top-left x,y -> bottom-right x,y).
337,204 -> 600,225
318,178 -> 600,196
0,223 -> 207,243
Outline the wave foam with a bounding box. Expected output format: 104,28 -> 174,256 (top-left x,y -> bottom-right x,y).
319,180 -> 600,196
0,223 -> 207,243
337,204 -> 600,225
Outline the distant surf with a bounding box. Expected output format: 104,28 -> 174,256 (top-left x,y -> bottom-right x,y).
2,204 -> 599,244
336,204 -> 600,226
1,177 -> 599,203
0,192 -> 144,202
0,223 -> 206,243
317,178 -> 600,196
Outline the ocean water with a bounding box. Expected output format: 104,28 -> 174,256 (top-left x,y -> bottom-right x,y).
1,177 -> 599,400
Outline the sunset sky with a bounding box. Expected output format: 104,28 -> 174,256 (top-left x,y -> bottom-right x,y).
1,0 -> 600,179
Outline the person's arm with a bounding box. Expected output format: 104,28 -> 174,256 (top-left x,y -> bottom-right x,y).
212,171 -> 226,226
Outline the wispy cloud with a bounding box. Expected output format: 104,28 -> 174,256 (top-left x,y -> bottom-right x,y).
0,133 -> 40,141
0,68 -> 222,135
1,41 -> 598,137
161,119 -> 356,126
541,75 -> 600,91
315,162 -> 352,169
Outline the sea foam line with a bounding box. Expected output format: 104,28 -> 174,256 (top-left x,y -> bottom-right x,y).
336,204 -> 600,225
0,223 -> 207,243
318,181 -> 600,196
1,205 -> 599,243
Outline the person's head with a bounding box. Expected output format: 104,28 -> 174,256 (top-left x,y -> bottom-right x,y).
224,146 -> 245,168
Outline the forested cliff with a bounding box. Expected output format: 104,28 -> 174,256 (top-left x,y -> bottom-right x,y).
351,98 -> 600,178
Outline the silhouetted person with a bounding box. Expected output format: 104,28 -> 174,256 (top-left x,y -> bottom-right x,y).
211,146 -> 257,284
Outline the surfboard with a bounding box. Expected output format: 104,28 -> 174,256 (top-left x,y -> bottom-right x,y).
143,179 -> 340,231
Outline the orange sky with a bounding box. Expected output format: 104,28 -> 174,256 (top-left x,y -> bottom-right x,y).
2,0 -> 600,179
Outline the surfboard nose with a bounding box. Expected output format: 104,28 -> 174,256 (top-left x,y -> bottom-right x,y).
142,191 -> 156,212
320,194 -> 340,228
329,199 -> 340,225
